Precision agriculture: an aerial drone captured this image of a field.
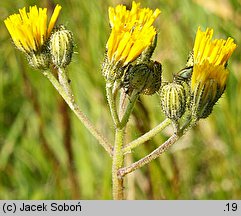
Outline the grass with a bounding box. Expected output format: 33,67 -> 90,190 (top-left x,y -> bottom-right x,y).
0,0 -> 241,199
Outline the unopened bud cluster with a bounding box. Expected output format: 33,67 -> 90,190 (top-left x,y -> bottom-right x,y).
101,12 -> 236,129
160,48 -> 230,124
29,25 -> 74,70
160,53 -> 192,122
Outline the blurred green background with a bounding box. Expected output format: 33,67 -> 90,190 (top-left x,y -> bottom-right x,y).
0,0 -> 241,199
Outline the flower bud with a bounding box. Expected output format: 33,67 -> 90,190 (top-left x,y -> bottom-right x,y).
191,79 -> 223,119
123,61 -> 162,95
143,61 -> 162,95
27,51 -> 50,70
160,82 -> 186,120
49,25 -> 73,68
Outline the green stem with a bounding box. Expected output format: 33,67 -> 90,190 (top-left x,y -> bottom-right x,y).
119,90 -> 139,128
57,67 -> 73,100
43,70 -> 113,156
118,118 -> 192,177
112,128 -> 125,200
119,134 -> 179,177
106,84 -> 120,127
123,118 -> 172,154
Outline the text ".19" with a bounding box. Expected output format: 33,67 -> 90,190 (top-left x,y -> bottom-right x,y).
225,203 -> 238,212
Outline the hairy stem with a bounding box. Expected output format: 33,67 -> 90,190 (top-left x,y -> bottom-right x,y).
118,133 -> 179,177
112,128 -> 125,200
43,70 -> 113,156
57,67 -> 73,100
119,118 -> 192,177
120,90 -> 139,128
123,118 -> 172,154
59,98 -> 81,199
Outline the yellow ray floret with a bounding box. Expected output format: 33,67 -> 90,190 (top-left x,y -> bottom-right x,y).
191,27 -> 237,92
4,5 -> 62,53
107,1 -> 160,66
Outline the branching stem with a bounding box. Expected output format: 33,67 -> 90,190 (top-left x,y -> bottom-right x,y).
118,134 -> 179,177
123,118 -> 172,154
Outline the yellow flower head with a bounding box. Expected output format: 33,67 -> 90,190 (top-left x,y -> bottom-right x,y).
190,27 -> 237,119
191,27 -> 236,93
106,1 -> 160,66
4,5 -> 62,54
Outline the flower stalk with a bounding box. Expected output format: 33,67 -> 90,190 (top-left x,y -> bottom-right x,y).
123,118 -> 172,154
119,117 -> 192,177
119,90 -> 139,128
119,134 -> 179,177
106,84 -> 121,127
43,70 -> 113,156
112,128 -> 125,200
57,67 -> 73,100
